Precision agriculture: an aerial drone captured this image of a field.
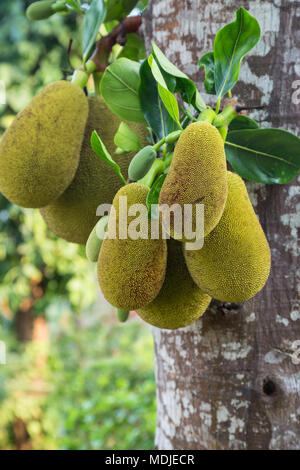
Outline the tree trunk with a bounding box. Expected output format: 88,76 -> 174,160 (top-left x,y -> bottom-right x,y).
142,0 -> 300,450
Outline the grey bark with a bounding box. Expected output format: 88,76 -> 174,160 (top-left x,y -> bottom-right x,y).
142,0 -> 300,450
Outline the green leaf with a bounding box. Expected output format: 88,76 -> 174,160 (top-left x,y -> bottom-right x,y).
214,7 -> 261,98
135,0 -> 148,13
139,59 -> 179,140
146,173 -> 167,219
118,33 -> 146,62
148,55 -> 180,125
82,0 -> 107,61
91,130 -> 127,184
157,84 -> 180,125
225,128 -> 300,184
198,52 -> 216,95
114,122 -> 142,152
228,115 -> 259,131
104,0 -> 139,22
152,42 -> 205,110
100,58 -> 145,122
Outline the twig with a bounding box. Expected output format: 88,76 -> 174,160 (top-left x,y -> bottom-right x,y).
89,16 -> 142,72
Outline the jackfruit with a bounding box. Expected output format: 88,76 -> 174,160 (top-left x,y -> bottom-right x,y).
159,121 -> 228,240
137,238 -> 211,330
40,95 -> 148,244
26,1 -> 55,20
98,183 -> 167,310
184,171 -> 271,302
0,81 -> 88,208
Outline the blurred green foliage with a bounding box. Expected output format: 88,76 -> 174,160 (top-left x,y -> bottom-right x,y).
0,319 -> 155,450
0,0 -> 155,450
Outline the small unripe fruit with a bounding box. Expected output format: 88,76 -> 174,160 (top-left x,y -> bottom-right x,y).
165,130 -> 182,144
26,1 -> 55,21
86,216 -> 109,263
117,309 -> 130,323
128,146 -> 157,181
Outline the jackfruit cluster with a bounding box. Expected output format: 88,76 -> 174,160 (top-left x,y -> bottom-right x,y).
0,79 -> 271,330
137,238 -> 211,329
0,83 -> 148,244
40,95 -> 148,244
95,121 -> 271,330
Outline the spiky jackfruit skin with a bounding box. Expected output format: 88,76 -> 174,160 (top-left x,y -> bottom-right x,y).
40,95 -> 148,244
98,183 -> 167,311
137,238 -> 211,330
184,172 -> 271,303
159,121 -> 228,239
0,81 -> 88,208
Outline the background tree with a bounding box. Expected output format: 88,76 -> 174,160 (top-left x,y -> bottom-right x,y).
142,0 -> 300,450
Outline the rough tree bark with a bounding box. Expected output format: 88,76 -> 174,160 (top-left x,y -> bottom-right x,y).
142,0 -> 300,450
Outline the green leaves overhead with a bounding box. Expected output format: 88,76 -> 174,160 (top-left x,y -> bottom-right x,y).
148,54 -> 181,126
198,52 -> 216,95
214,7 -> 260,98
82,0 -> 107,61
225,128 -> 300,184
152,42 -> 205,110
139,59 -> 179,140
91,130 -> 127,184
104,0 -> 139,22
117,33 -> 146,62
114,122 -> 142,152
100,58 -> 145,122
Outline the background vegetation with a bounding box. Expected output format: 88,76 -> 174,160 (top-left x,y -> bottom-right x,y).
0,0 -> 156,450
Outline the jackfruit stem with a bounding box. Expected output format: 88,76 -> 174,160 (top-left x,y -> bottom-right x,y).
213,106 -> 237,128
72,69 -> 89,89
138,158 -> 165,188
93,72 -> 103,94
197,108 -> 216,124
52,1 -> 68,13
85,60 -> 97,75
153,138 -> 165,152
218,126 -> 228,142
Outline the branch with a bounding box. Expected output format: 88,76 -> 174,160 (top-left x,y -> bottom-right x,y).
89,16 -> 142,72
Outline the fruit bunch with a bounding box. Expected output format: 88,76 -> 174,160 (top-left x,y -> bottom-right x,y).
0,81 -> 148,244
94,121 -> 271,329
0,81 -> 271,331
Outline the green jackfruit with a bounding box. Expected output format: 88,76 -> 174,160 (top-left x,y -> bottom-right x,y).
0,81 -> 88,208
26,1 -> 55,20
184,172 -> 271,303
40,95 -> 148,244
137,238 -> 211,330
159,121 -> 228,239
98,183 -> 167,310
